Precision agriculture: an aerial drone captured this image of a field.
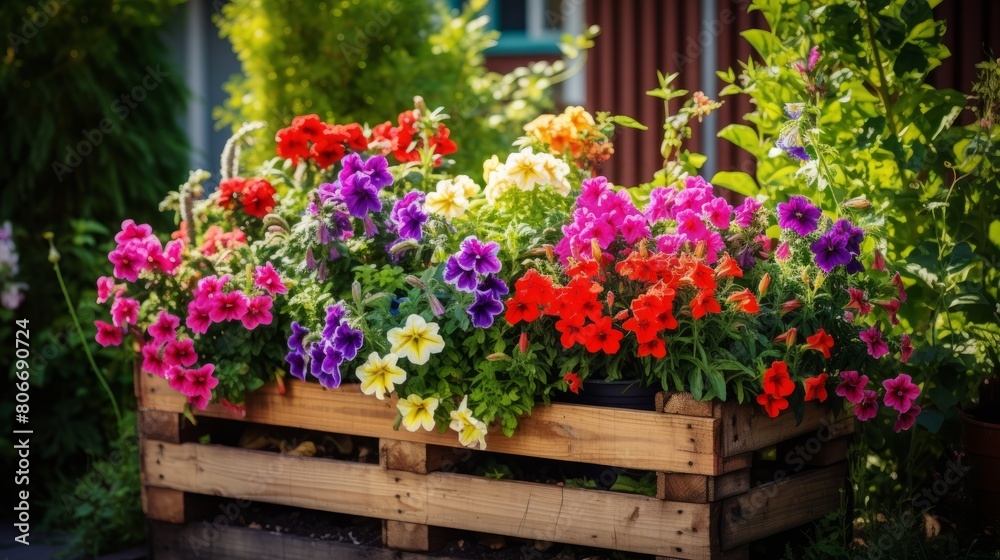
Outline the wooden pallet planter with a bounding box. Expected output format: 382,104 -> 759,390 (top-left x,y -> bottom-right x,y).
137,371 -> 854,560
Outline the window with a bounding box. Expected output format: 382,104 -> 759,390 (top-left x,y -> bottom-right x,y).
460,0 -> 577,55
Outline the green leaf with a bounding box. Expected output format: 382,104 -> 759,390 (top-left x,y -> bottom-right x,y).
875,15 -> 906,50
917,408 -> 945,434
711,171 -> 759,197
717,124 -> 761,157
740,29 -> 782,59
608,115 -> 648,130
893,42 -> 930,78
706,369 -> 727,402
687,367 -> 704,400
988,219 -> 1000,248
856,116 -> 885,150
900,0 -> 933,31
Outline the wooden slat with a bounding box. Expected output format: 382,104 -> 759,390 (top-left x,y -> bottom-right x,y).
776,434 -> 852,469
657,392 -> 720,417
380,439 -> 453,552
143,486 -> 186,524
139,409 -> 182,442
150,521 -> 457,560
657,470 -> 750,503
719,462 -> 847,549
720,400 -> 855,457
139,374 -> 724,475
143,441 -> 717,559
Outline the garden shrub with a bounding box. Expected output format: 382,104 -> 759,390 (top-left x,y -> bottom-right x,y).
0,0 -> 189,554
214,0 -> 568,178
714,0 -> 999,508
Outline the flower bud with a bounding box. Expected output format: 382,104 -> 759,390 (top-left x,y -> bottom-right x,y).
431,245 -> 449,264
544,244 -> 555,262
486,352 -> 511,362
405,275 -> 426,289
427,293 -> 446,317
352,281 -> 362,304
518,332 -> 529,355
694,240 -> 706,259
774,327 -> 797,348
758,273 -> 771,298
779,299 -> 802,315
590,238 -> 602,263
871,249 -> 886,271
842,195 -> 871,209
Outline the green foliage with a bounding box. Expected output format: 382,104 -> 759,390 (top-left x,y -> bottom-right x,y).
0,0 -> 189,553
716,0 -> 1000,509
215,0 -> 576,178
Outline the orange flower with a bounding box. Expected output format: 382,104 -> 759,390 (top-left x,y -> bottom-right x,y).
763,360 -> 795,397
773,327 -> 798,348
714,253 -> 744,278
757,273 -> 771,298
726,289 -> 760,313
756,392 -> 789,418
804,328 -> 835,359
563,372 -> 583,394
803,373 -> 828,402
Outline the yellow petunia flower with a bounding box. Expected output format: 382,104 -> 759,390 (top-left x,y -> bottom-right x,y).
504,148 -> 550,192
425,179 -> 470,219
386,314 -> 445,365
356,352 -> 407,400
449,395 -> 488,450
396,394 -> 440,432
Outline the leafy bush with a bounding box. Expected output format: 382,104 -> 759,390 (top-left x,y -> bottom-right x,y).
713,0 -> 999,505
0,0 -> 189,553
215,0 -> 578,178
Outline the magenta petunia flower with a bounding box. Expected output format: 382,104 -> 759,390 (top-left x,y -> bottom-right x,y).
114,219 -> 153,244
147,311 -> 180,344
163,338 -> 198,368
188,393 -> 210,411
580,215 -> 616,249
734,197 -> 762,228
859,326 -> 889,359
194,274 -> 231,299
701,196 -> 733,230
579,176 -> 612,212
835,370 -> 869,404
854,389 -> 879,421
775,241 -> 791,261
108,241 -> 148,282
900,333 -> 914,363
141,342 -> 168,377
620,214 -> 651,244
96,276 -> 115,304
882,373 -> 920,413
209,291 -> 249,323
878,299 -> 900,326
656,234 -> 685,255
891,271 -> 907,303
160,239 -> 184,274
776,195 -> 821,236
186,300 -> 213,334
676,209 -> 709,242
845,288 -> 873,316
253,262 -> 287,295
179,363 -> 218,400
110,296 -> 139,327
94,320 -> 123,347
644,186 -> 678,223
241,295 -> 274,330
807,46 -> 821,71
894,404 -> 921,432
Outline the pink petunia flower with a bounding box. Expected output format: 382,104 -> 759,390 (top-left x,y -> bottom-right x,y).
835,370 -> 869,404
94,320 -> 123,347
188,393 -> 210,410
96,276 -> 115,304
163,338 -> 198,368
194,274 -> 231,299
676,209 -> 709,241
877,299 -> 900,326
882,373 -> 921,413
108,241 -> 148,282
253,262 -> 287,295
147,311 -> 180,344
179,363 -> 218,400
845,288 -> 872,316
775,241 -> 791,261
854,389 -> 879,421
891,271 -> 907,303
110,296 -> 140,327
186,300 -> 213,335
807,46 -> 821,71
701,197 -> 732,230
140,342 -> 168,377
114,219 -> 153,244
872,249 -> 886,271
241,295 -> 274,330
900,333 -> 914,363
154,239 -> 183,274
209,291 -> 249,323
894,404 -> 921,432
859,326 -> 889,359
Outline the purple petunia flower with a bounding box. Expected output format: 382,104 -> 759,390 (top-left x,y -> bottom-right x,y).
321,344 -> 344,376
776,135 -> 810,161
737,245 -> 757,270
476,275 -> 509,301
332,322 -> 364,361
340,174 -> 382,218
845,257 -> 865,274
468,291 -> 504,329
286,350 -> 307,381
455,236 -> 502,275
309,343 -> 328,377
777,195 -> 822,236
832,219 -> 864,254
322,303 -> 348,339
810,232 -> 852,272
389,191 -> 428,240
338,153 -> 393,190
443,256 -> 479,292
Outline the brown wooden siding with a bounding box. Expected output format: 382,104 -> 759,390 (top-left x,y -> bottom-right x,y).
583,0 -> 999,186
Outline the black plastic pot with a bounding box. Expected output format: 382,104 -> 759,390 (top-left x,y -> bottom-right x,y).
558,379 -> 659,411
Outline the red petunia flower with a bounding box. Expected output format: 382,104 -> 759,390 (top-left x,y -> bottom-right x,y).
275,126 -> 310,164
563,372 -> 583,394
581,316 -> 623,354
714,253 -> 743,278
726,288 -> 760,313
505,294 -> 541,325
762,360 -> 795,397
804,373 -> 829,402
241,179 -> 276,218
804,328 -> 835,359
637,337 -> 667,359
555,314 -> 586,349
622,310 -> 664,344
756,392 -> 789,418
690,289 -> 721,319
